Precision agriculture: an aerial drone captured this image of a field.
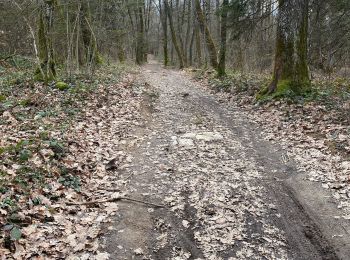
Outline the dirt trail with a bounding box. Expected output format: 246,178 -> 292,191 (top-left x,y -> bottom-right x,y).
100,62 -> 350,259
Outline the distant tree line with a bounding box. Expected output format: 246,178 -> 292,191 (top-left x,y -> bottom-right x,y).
1,0 -> 349,93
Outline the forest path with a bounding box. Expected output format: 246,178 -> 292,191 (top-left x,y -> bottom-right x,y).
100,61 -> 345,260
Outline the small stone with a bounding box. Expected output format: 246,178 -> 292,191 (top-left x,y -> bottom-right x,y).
182,220 -> 190,228
134,248 -> 143,255
178,138 -> 194,147
215,217 -> 226,224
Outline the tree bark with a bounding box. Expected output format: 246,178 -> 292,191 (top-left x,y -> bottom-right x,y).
194,22 -> 202,66
80,0 -> 100,69
269,0 -> 310,94
36,1 -> 56,82
164,0 -> 185,68
194,0 -> 218,69
159,0 -> 169,66
136,0 -> 146,65
218,0 -> 228,77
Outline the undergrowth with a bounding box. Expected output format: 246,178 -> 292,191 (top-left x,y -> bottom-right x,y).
0,56 -> 137,244
193,68 -> 350,108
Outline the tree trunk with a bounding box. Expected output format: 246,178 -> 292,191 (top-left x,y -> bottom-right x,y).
194,23 -> 202,66
136,0 -> 146,65
116,33 -> 126,62
80,0 -> 100,68
269,0 -> 310,94
164,0 -> 185,68
184,0 -> 192,63
176,0 -> 187,65
218,0 -> 228,77
194,0 -> 218,69
189,29 -> 195,66
159,0 -> 169,66
36,2 -> 56,83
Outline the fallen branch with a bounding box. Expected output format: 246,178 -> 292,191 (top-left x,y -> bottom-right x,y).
67,196 -> 165,208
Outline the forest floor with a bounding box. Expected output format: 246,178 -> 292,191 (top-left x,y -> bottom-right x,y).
1,59 -> 350,259
99,61 -> 350,260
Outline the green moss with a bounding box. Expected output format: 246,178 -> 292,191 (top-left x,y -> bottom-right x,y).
273,80 -> 294,97
34,68 -> 44,81
256,85 -> 269,101
257,80 -> 291,101
18,99 -> 31,107
95,53 -> 104,65
55,81 -> 69,91
0,95 -> 6,102
257,79 -> 311,102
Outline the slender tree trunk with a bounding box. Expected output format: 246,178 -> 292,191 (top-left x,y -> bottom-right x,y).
218,0 -> 228,77
189,29 -> 195,66
9,0 -> 44,80
179,0 -> 187,65
194,24 -> 202,66
159,0 -> 169,66
136,0 -> 146,65
193,0 -> 202,66
215,0 -> 220,41
80,1 -> 101,72
296,0 -> 310,84
194,0 -> 218,69
164,0 -> 185,68
184,0 -> 192,63
36,1 -> 56,82
116,33 -> 126,62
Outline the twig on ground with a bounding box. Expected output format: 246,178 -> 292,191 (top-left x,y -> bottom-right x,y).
124,172 -> 134,180
104,188 -> 121,192
67,196 -> 165,208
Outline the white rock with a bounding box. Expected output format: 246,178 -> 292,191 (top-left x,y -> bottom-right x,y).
171,136 -> 178,146
182,220 -> 190,228
215,217 -> 226,224
196,132 -> 224,142
134,248 -> 143,255
341,161 -> 350,170
182,133 -> 196,139
178,138 -> 195,147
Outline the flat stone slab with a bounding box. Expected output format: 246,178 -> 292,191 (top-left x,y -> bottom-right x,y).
174,132 -> 224,147
195,132 -> 224,142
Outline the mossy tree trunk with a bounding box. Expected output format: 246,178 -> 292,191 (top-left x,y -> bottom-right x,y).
135,0 -> 147,65
36,1 -> 56,83
218,0 -> 229,77
159,0 -> 169,66
194,0 -> 218,70
268,0 -> 310,94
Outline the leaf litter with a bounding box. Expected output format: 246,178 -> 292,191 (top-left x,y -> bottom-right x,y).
120,67 -> 291,259
0,65 -> 149,259
194,71 -> 350,221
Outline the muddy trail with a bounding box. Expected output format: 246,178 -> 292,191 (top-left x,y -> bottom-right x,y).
100,61 -> 350,260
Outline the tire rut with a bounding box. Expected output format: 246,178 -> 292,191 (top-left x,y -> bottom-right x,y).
101,62 -> 345,260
